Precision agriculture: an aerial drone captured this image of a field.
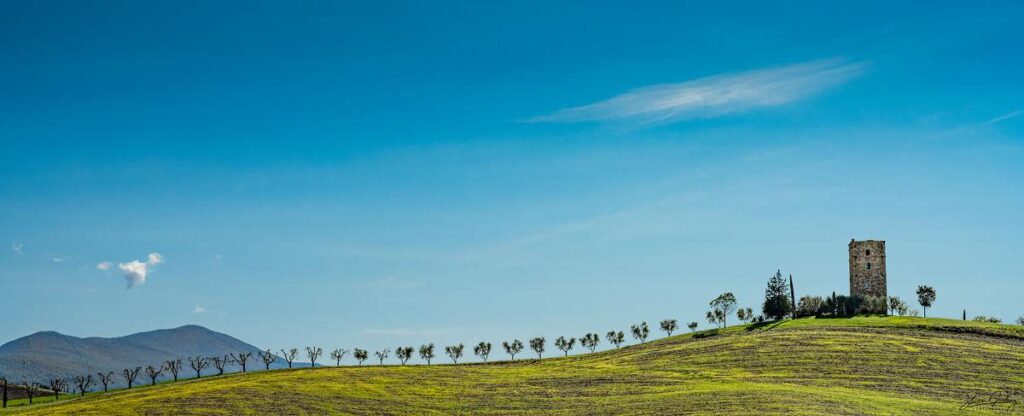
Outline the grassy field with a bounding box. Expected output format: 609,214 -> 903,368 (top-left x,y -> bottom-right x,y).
4,316 -> 1023,415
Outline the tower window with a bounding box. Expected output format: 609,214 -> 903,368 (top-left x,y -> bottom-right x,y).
866,262 -> 871,270
866,250 -> 871,255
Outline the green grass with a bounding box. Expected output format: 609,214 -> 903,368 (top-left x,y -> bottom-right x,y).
4,316 -> 1023,415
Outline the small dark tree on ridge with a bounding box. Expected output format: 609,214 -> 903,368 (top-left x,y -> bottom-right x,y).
581,333 -> 600,352
74,374 -> 93,397
555,336 -> 576,356
396,346 -> 414,365
710,292 -> 738,327
330,349 -> 349,366
375,349 -> 390,365
419,343 -> 436,365
688,322 -> 698,332
188,357 -> 208,379
503,340 -> 523,361
48,378 -> 66,401
231,352 -> 253,372
306,346 -> 323,368
660,319 -> 678,337
474,342 -> 492,362
529,337 -> 545,359
631,322 -> 650,343
445,344 -> 464,364
917,285 -> 937,318
280,348 -> 298,368
211,355 -> 229,375
354,349 -> 369,365
606,331 -> 625,348
97,371 -> 116,392
145,366 -> 163,386
257,350 -> 276,370
123,367 -> 141,389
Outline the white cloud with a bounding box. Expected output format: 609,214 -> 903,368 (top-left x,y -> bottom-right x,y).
11,242 -> 23,255
981,110 -> 1021,126
96,261 -> 113,271
52,256 -> 71,263
118,252 -> 164,289
193,304 -> 207,314
530,58 -> 863,126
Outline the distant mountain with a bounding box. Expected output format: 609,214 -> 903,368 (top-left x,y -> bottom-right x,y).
0,325 -> 292,386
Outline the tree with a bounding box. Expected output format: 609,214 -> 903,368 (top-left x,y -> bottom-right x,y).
473,342 -> 492,362
305,346 -> 323,367
24,382 -> 40,404
74,374 -> 93,397
354,349 -> 369,365
1016,316 -> 1024,326
789,274 -> 797,319
97,371 -> 116,392
737,307 -> 754,324
419,343 -> 435,365
580,333 -> 600,352
529,337 -> 545,359
554,336 -> 576,356
706,310 -> 726,328
280,348 -> 298,368
395,346 -> 414,365
710,292 -> 738,327
123,367 -> 141,389
188,357 -> 208,379
330,349 -> 349,366
257,350 -> 276,370
916,285 -> 936,318
659,319 -> 679,337
888,296 -> 908,316
502,340 -> 523,361
606,330 -> 625,348
49,377 -> 66,401
687,322 -> 698,332
211,355 -> 229,375
231,352 -> 253,372
1,376 -> 7,408
763,270 -> 792,321
631,322 -> 650,343
375,349 -> 390,365
445,344 -> 465,364
145,366 -> 163,386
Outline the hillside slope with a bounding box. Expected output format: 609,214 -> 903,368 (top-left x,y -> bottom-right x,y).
4,317 -> 1023,415
0,325 -> 288,386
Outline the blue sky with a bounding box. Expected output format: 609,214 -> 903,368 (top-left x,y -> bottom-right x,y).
2,1 -> 1022,355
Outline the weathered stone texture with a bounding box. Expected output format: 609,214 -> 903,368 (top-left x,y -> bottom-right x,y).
849,239 -> 887,298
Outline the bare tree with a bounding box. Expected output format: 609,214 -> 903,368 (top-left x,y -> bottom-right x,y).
395,346 -> 414,365
529,337 -> 545,359
48,378 -> 66,401
73,374 -> 93,397
554,336 -> 576,356
606,331 -> 625,348
375,349 -> 390,365
123,367 -> 141,389
354,349 -> 369,365
502,339 -> 523,361
580,333 -> 600,352
305,346 -> 323,368
688,322 -> 698,333
419,343 -> 435,365
163,359 -> 183,382
473,342 -> 492,362
188,357 -> 209,379
97,371 -> 116,392
257,350 -> 277,370
280,348 -> 298,368
231,352 -> 253,372
445,344 -> 464,364
24,382 -> 40,404
330,349 -> 349,366
145,365 -> 163,386
660,319 -> 679,337
211,355 -> 229,375
631,322 -> 650,343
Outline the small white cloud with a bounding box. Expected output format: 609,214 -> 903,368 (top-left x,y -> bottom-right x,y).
12,242 -> 23,255
96,261 -> 113,271
530,58 -> 863,126
193,305 -> 207,314
52,256 -> 71,263
118,252 -> 164,289
981,110 -> 1021,126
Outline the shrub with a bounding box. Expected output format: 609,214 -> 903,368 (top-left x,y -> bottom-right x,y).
972,316 -> 1002,324
858,296 -> 887,315
796,296 -> 825,318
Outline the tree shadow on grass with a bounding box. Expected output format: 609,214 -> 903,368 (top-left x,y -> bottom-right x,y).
744,320 -> 786,332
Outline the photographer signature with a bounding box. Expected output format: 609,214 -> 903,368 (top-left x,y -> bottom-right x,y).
960,389 -> 1021,414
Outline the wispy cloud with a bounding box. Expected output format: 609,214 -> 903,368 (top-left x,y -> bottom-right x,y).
363,328 -> 446,337
193,304 -> 207,314
52,256 -> 72,263
11,242 -> 23,255
530,58 -> 863,126
96,261 -> 113,271
981,110 -> 1021,126
118,252 -> 164,289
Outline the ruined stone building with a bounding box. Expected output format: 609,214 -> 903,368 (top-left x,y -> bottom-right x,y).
849,239 -> 887,298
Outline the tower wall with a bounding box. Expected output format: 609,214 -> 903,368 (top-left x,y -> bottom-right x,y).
849,239 -> 887,298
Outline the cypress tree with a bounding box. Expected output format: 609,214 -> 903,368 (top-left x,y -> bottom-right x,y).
762,269 -> 793,321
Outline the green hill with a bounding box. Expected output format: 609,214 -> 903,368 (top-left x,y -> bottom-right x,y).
4,317 -> 1023,415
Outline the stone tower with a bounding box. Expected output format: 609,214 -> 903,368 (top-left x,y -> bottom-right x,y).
849,239 -> 886,298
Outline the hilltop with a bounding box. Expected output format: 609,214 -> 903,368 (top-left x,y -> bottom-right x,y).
3,316 -> 1022,415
